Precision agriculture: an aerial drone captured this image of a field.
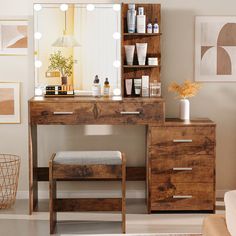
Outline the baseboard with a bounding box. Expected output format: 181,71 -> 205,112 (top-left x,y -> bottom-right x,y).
16,189 -> 146,199
16,189 -> 229,200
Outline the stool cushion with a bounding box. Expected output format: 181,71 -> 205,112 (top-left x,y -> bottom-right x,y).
54,151 -> 122,165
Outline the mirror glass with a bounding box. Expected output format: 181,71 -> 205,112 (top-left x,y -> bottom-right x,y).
34,3 -> 121,94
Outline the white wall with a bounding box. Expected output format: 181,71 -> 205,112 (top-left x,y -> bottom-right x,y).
0,0 -> 236,198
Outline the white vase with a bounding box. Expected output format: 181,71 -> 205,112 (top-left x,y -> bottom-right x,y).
179,99 -> 190,120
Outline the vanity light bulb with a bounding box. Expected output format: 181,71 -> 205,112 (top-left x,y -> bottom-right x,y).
113,32 -> 121,40
113,4 -> 121,11
34,4 -> 42,11
113,88 -> 121,96
34,32 -> 42,40
113,60 -> 121,68
35,60 -> 42,68
60,4 -> 68,12
86,4 -> 95,11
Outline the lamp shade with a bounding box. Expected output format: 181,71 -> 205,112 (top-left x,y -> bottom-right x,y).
52,34 -> 81,47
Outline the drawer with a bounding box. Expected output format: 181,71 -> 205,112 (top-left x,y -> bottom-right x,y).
150,152 -> 214,183
150,126 -> 215,147
151,182 -> 214,211
96,102 -> 164,124
30,102 -> 95,124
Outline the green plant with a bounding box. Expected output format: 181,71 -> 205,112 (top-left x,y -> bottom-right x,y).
48,51 -> 73,77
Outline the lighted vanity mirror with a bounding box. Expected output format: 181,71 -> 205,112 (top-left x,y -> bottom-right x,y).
34,3 -> 121,95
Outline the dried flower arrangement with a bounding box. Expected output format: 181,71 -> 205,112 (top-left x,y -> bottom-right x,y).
168,80 -> 201,99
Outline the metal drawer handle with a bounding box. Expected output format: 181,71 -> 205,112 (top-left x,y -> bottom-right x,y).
173,167 -> 193,171
120,111 -> 140,115
173,195 -> 193,199
173,139 -> 192,143
53,112 -> 74,115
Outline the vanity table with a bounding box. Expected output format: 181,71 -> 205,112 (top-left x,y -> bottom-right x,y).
29,2 -> 216,215
28,96 -> 215,214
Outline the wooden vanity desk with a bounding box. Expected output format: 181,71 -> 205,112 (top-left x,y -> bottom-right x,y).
29,96 -> 216,214
28,96 -> 165,214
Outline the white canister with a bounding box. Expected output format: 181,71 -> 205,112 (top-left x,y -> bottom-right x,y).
179,99 -> 190,120
148,57 -> 158,66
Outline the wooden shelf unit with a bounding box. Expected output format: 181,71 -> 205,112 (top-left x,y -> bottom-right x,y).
121,3 -> 161,97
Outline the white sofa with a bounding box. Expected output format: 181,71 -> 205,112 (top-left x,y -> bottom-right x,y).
203,190 -> 236,236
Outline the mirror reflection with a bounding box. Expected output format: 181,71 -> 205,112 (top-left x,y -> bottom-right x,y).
34,3 -> 121,95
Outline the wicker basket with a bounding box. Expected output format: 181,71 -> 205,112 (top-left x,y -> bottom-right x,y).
0,154 -> 20,209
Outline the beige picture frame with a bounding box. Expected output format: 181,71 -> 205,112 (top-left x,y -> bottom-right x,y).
0,82 -> 20,123
195,16 -> 236,82
0,19 -> 28,55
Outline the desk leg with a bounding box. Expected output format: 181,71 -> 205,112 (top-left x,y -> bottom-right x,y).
29,125 -> 38,214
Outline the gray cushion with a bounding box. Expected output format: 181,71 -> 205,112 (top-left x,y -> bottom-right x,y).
54,151 -> 122,165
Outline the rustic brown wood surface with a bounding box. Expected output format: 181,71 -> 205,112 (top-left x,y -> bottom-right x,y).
49,154 -> 57,234
121,4 -> 161,96
37,166 -> 146,182
148,122 -> 216,212
151,182 -> 214,211
150,126 -> 215,146
55,198 -> 122,212
29,100 -> 165,125
150,154 -> 214,183
53,164 -> 122,180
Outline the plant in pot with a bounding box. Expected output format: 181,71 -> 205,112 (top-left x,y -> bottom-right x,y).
48,51 -> 73,85
168,80 -> 201,120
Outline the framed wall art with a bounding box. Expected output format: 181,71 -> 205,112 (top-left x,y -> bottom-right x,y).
0,20 -> 28,55
0,82 -> 20,123
195,16 -> 236,82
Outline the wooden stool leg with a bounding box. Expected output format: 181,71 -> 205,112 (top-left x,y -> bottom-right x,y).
49,155 -> 57,234
122,154 -> 126,234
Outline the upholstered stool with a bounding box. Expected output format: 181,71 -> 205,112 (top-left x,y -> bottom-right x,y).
49,151 -> 126,234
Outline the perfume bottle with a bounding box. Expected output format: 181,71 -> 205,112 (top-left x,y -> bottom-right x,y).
147,19 -> 152,33
92,75 -> 101,97
153,18 -> 159,33
103,78 -> 110,97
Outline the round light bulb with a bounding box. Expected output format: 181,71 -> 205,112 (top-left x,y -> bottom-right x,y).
113,88 -> 121,96
34,32 -> 42,40
35,88 -> 43,96
60,4 -> 68,12
113,4 -> 121,12
34,4 -> 42,12
113,60 -> 121,68
86,4 -> 95,11
35,60 -> 42,68
113,32 -> 121,40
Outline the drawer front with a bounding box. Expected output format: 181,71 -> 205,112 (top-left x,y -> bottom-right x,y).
30,102 -> 95,124
150,150 -> 214,183
150,126 -> 215,147
151,182 -> 214,211
96,102 -> 164,124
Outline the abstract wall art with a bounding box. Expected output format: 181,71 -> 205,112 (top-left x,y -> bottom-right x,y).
195,16 -> 236,81
0,20 -> 28,55
0,82 -> 20,123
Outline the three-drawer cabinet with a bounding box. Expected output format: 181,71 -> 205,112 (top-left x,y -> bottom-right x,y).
147,118 -> 216,213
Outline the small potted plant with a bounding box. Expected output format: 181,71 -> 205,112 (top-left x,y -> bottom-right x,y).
48,51 -> 73,85
168,80 -> 201,120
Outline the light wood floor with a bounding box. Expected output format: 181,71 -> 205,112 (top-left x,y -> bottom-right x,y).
0,199 -> 224,236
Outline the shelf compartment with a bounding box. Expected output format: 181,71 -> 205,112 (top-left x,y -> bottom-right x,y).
123,33 -> 162,36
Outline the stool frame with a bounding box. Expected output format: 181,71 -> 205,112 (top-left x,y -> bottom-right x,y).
49,152 -> 126,234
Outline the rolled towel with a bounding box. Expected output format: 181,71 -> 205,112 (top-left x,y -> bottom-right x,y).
225,190 -> 236,236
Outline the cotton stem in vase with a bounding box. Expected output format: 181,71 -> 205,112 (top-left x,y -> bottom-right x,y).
168,80 -> 201,120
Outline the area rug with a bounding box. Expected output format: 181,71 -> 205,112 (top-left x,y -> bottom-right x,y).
61,234 -> 202,236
